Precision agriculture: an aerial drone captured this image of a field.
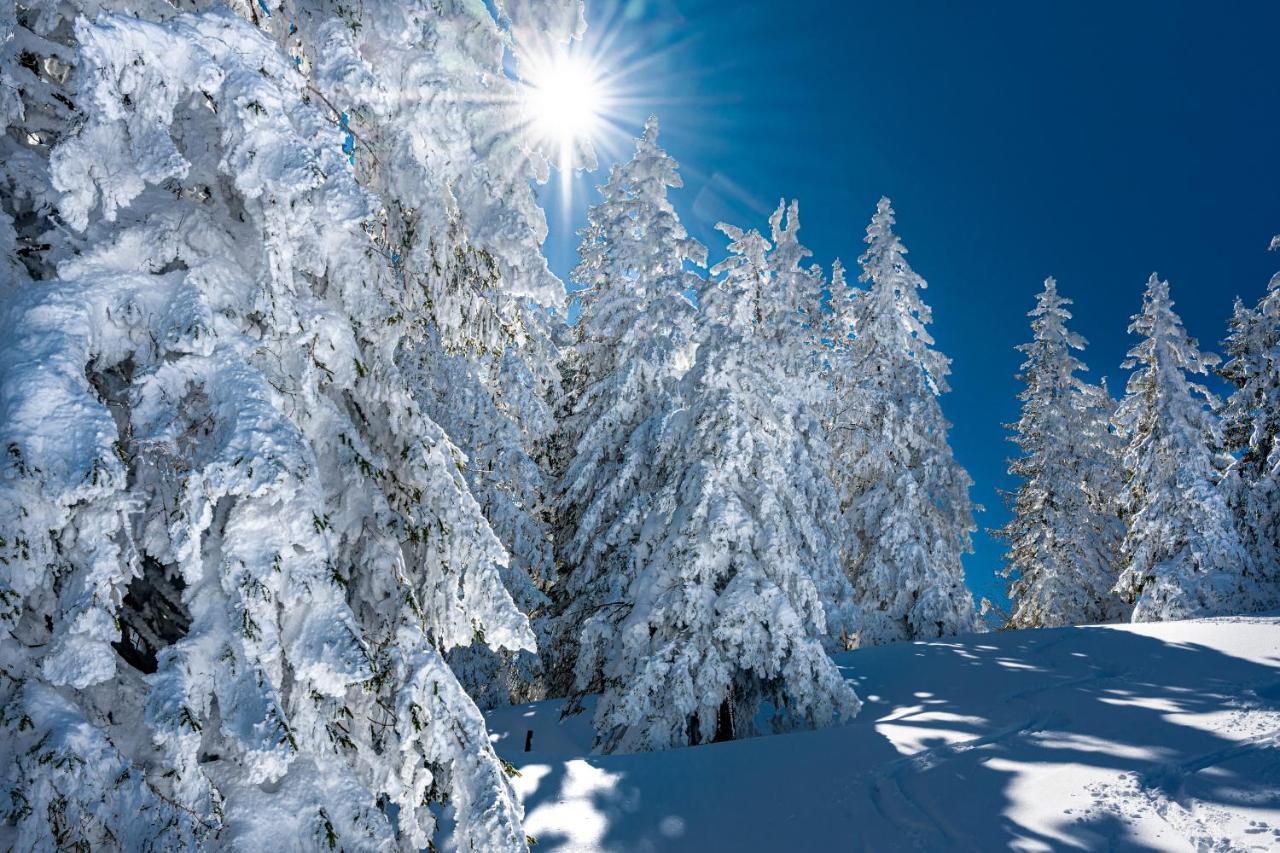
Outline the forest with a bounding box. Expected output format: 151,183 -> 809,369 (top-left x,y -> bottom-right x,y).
1,0 -> 1277,849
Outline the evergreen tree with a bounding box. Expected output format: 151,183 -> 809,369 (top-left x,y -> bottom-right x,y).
1078,376 -> 1128,574
832,197 -> 979,646
828,258 -> 856,349
547,117 -> 706,700
1219,237 -> 1280,595
267,0 -> 581,706
582,212 -> 859,754
766,201 -> 855,640
997,278 -> 1127,628
1115,274 -> 1260,621
0,1 -> 588,847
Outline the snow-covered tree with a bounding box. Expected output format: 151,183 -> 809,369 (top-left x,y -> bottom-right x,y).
1114,274 -> 1260,622
831,197 -> 979,646
338,0 -> 588,672
827,258 -> 856,347
580,210 -> 859,754
546,117 -> 706,700
116,0 -> 589,712
997,278 -> 1127,628
1078,376 -> 1128,560
253,0 -> 585,706
1220,238 -> 1280,596
0,1 -> 586,847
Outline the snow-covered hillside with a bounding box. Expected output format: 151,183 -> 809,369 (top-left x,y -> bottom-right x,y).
483,616 -> 1280,851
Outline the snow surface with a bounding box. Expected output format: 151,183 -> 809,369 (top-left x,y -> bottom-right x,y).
482,616 -> 1280,851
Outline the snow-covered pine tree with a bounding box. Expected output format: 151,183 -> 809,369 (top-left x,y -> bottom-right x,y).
828,257 -> 856,350
766,200 -> 855,640
0,4 -> 575,848
580,209 -> 860,754
1114,273 -> 1260,621
997,278 -> 1127,628
833,197 -> 979,646
1220,237 -> 1280,597
546,117 -> 706,701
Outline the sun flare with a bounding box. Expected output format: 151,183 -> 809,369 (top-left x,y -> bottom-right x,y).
522,53 -> 605,153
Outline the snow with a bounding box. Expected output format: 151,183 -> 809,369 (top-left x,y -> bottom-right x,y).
482,615 -> 1280,851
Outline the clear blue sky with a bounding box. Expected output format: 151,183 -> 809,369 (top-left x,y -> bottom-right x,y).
536,0 -> 1280,607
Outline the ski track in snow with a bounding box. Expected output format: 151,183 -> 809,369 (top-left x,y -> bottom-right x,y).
479,616 -> 1280,852
864,715 -> 1059,851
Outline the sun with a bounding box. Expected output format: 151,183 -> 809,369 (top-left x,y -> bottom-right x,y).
521,52 -> 605,157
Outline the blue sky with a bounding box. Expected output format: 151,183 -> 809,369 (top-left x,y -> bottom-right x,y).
536,0 -> 1280,606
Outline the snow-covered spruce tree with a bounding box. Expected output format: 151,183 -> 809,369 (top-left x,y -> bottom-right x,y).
766,199 -> 855,640
1078,376 -> 1128,575
1114,274 -> 1261,621
831,197 -> 979,646
581,210 -> 860,754
231,0 -> 585,707
546,117 -> 706,701
827,258 -> 856,350
0,10 -> 545,851
1220,238 -> 1280,596
996,278 -> 1127,628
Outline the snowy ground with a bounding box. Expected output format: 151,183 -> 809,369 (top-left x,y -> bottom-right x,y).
484,616 -> 1280,851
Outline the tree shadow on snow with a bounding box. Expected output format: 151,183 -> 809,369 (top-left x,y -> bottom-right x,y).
512,625 -> 1280,852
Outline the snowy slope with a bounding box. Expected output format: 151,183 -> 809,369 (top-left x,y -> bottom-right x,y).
483,616 -> 1280,851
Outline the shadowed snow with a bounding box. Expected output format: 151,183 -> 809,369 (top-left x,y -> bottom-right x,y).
479,615 -> 1280,852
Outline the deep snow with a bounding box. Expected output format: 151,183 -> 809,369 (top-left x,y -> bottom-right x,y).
484,616 -> 1280,851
